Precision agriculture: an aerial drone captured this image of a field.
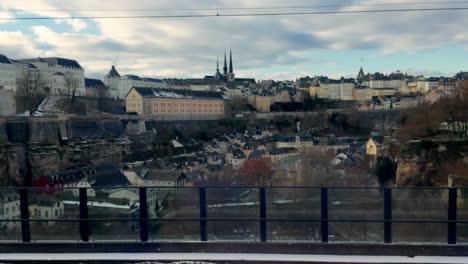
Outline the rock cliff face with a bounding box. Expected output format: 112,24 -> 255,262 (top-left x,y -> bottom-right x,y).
396,140 -> 468,187
0,144 -> 20,186
27,138 -> 131,179
396,158 -> 440,186
0,117 -> 135,186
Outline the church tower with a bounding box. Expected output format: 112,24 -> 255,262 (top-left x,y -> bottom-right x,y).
103,65 -> 121,99
223,51 -> 228,75
357,66 -> 365,84
226,49 -> 236,82
214,57 -> 222,80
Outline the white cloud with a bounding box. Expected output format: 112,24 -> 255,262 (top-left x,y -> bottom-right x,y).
1,0 -> 468,80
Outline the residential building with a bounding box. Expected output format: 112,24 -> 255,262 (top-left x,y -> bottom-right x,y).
359,71 -> 407,91
454,71 -> 468,92
365,137 -> 384,156
396,95 -> 420,109
253,95 -> 273,113
316,77 -> 355,101
84,78 -> 107,97
423,77 -> 440,93
228,148 -> 247,169
29,198 -> 64,225
34,167 -> 92,194
265,147 -> 299,163
275,134 -> 314,150
0,191 -> 21,229
125,87 -> 227,120
141,170 -> 188,187
353,87 -> 397,101
104,66 -> 167,100
439,77 -> 456,95
207,152 -> 223,166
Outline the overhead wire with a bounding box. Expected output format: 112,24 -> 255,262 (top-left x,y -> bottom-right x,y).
2,1 -> 468,12
1,7 -> 468,20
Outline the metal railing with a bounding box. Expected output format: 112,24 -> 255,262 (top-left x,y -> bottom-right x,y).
0,186 -> 466,244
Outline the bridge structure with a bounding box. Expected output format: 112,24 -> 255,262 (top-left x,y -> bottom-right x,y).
0,186 -> 467,263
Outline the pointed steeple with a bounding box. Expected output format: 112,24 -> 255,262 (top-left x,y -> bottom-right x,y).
358,66 -> 364,77
105,65 -> 121,78
229,49 -> 233,74
223,51 -> 228,75
215,57 -> 221,79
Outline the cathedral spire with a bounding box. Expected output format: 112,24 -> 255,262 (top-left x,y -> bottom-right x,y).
223,51 -> 228,75
229,49 -> 233,74
216,56 -> 219,71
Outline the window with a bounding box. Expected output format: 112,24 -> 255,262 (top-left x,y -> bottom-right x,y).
45,211 -> 49,218
55,210 -> 58,217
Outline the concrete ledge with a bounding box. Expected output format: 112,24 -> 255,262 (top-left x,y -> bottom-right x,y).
0,253 -> 468,264
0,242 -> 467,256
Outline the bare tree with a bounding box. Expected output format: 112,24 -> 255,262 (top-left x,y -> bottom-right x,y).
231,95 -> 249,113
301,149 -> 336,186
239,158 -> 273,187
16,70 -> 43,114
64,72 -> 79,103
96,84 -> 111,112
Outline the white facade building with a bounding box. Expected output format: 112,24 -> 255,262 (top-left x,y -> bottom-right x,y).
29,200 -> 64,226
103,66 -> 167,100
1,54 -> 87,97
0,54 -> 19,91
0,191 -> 21,229
317,78 -> 355,101
18,57 -> 86,97
0,54 -> 41,93
362,79 -> 406,90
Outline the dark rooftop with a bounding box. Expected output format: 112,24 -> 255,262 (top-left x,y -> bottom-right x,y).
105,65 -> 121,78
85,78 -> 106,88
0,54 -> 12,64
132,87 -> 225,100
145,170 -> 186,182
89,165 -> 130,187
19,57 -> 82,69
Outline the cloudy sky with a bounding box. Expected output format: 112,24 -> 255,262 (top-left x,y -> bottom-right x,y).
1,0 -> 468,80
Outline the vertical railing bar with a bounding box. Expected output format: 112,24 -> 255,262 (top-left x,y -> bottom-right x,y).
199,187 -> 207,241
448,187 -> 457,244
19,188 -> 30,243
259,187 -> 267,242
139,187 -> 149,242
79,188 -> 89,242
384,188 -> 392,243
320,187 -> 328,243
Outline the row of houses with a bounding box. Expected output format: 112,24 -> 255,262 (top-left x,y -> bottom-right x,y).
307,69 -> 467,102
358,95 -> 420,111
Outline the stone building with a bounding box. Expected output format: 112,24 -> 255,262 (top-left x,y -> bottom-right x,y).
126,87 -> 227,120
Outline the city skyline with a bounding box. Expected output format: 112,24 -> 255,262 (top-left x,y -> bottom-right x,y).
1,1 -> 468,80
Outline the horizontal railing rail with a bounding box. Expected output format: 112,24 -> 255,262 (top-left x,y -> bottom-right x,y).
0,186 -> 465,244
